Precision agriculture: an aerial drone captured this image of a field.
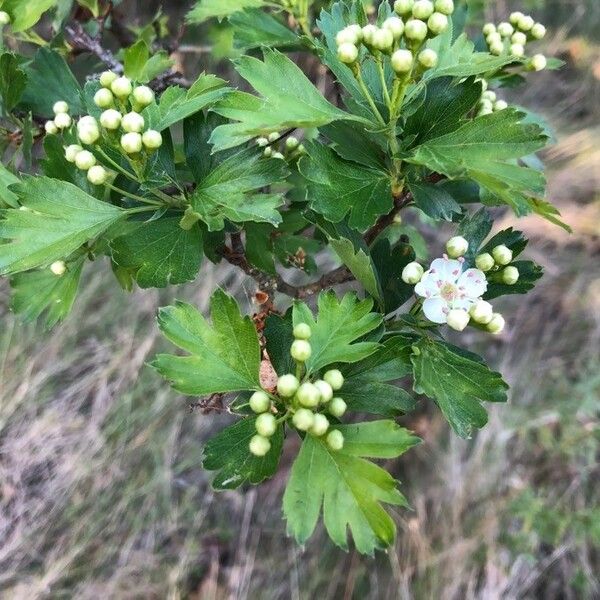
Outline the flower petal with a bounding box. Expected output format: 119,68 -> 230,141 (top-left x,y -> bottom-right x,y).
457,268 -> 488,298
429,257 -> 463,283
423,297 -> 449,324
414,272 -> 440,298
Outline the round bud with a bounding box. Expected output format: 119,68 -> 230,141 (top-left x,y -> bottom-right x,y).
296,382 -> 320,408
64,144 -> 83,163
256,137 -> 269,147
291,339 -> 312,362
346,24 -> 363,43
50,260 -> 67,276
121,111 -> 145,133
446,309 -> 470,332
54,113 -> 72,129
530,54 -> 547,72
482,23 -> 496,36
394,0 -> 414,16
470,300 -> 494,325
518,15 -> 534,32
412,0 -> 434,19
132,85 -> 155,107
255,413 -> 277,437
404,19 -> 428,41
0,11 -> 11,25
478,106 -> 493,117
428,12 -> 448,35
401,261 -> 424,284
489,41 -> 505,56
78,125 -> 100,145
268,131 -> 280,142
286,136 -> 300,151
336,27 -> 359,46
383,16 -> 404,40
296,144 -> 306,155
310,414 -> 330,437
480,78 -> 488,91
249,434 -> 271,456
249,391 -> 271,413
277,373 -> 299,398
497,22 -> 514,37
509,12 -> 524,25
511,31 -> 527,45
314,380 -> 333,403
94,88 -> 114,108
99,71 -> 118,88
323,369 -> 344,391
531,23 -> 546,40
120,132 -> 143,154
111,76 -> 133,99
263,147 -> 273,158
487,313 -> 506,335
329,397 -> 347,418
78,115 -> 98,130
45,120 -> 59,135
100,109 -> 122,130
74,150 -> 96,170
337,42 -> 359,64
479,99 -> 494,112
292,408 -> 315,431
492,244 -> 513,265
475,252 -> 496,273
372,28 -> 394,52
391,49 -> 414,73
482,90 -> 497,102
53,100 -> 69,115
510,44 -> 525,58
445,235 -> 469,258
87,165 -> 108,185
326,430 -> 345,451
434,0 -> 454,15
486,32 -> 502,46
142,130 -> 163,150
502,266 -> 520,285
361,24 -> 378,45
272,151 -> 285,160
494,100 -> 508,111
293,323 -> 312,340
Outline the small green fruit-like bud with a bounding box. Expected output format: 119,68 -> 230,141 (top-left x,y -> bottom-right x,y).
100,109 -> 122,130
434,0 -> 454,15
45,120 -> 59,135
531,23 -> 546,40
486,32 -> 502,46
391,49 -> 413,73
324,369 -> 344,391
446,308 -> 470,332
255,413 -> 277,437
497,22 -> 514,37
291,339 -> 312,362
53,100 -> 69,115
361,24 -> 378,45
293,323 -> 311,340
314,380 -> 333,403
132,85 -> 155,107
372,29 -> 394,52
336,27 -> 359,46
518,15 -> 535,32
0,11 -> 11,25
482,90 -> 497,102
286,136 -> 300,151
511,31 -> 527,45
478,106 -> 493,117
326,430 -> 344,451
94,88 -> 114,108
494,100 -> 508,111
404,19 -> 428,41
310,414 -> 330,437
329,397 -> 347,418
475,252 -> 495,272
402,261 -> 424,284
489,41 -> 505,56
121,111 -> 145,133
249,391 -> 271,413
293,408 -> 315,431
412,0 -> 434,19
64,144 -> 83,163
492,244 -> 513,265
74,150 -> 96,170
509,12 -> 524,25
383,16 -> 405,40
272,151 -> 285,160
469,300 -> 494,324
510,43 -> 525,58
428,12 -> 449,35
256,137 -> 269,147
121,132 -> 143,154
78,116 -> 98,130
111,76 -> 133,99
249,435 -> 271,456
394,0 -> 414,16
487,313 -> 506,335
100,71 -> 118,88
87,165 -> 108,185
142,130 -> 163,150
54,113 -> 72,129
346,24 -> 363,42
530,54 -> 547,72
296,382 -> 320,408
277,374 -> 299,397
50,260 -> 67,276
446,236 -> 469,258
482,23 -> 496,36
268,131 -> 280,142
263,147 -> 273,158
502,266 -> 520,285
78,126 -> 100,145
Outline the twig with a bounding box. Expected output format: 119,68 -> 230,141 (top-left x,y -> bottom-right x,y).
65,22 -> 123,72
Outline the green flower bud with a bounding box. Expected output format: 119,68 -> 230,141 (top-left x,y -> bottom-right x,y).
326,429 -> 344,451
518,15 -> 535,32
346,24 -> 363,43
372,28 -> 394,52
132,85 -> 155,107
54,112 -> 72,129
100,109 -> 122,130
412,0 -> 434,19
78,115 -> 98,130
286,136 -> 300,151
479,99 -> 494,112
404,18 -> 428,41
428,12 -> 448,35
78,125 -> 100,145
383,16 -> 405,40
486,32 -> 502,46
391,49 -> 414,74
94,88 -> 114,108
434,0 -> 454,15
530,54 -> 547,71
510,43 -> 525,58
44,120 -> 59,135
99,71 -> 118,88
401,261 -> 424,284
361,24 -> 378,45
492,244 -> 513,265
120,132 -> 143,154
336,27 -> 360,46
296,382 -> 320,408
478,106 -> 493,117
329,397 -> 347,418
87,165 -> 108,185
482,90 -> 497,102
142,130 -> 163,150
50,260 -> 67,276
249,434 -> 271,456
268,131 -> 280,142
0,11 -> 11,25
277,374 -> 299,398
509,12 -> 524,25
291,339 -> 312,362
256,137 -> 269,147
292,408 -> 315,431
74,150 -> 96,170
487,313 -> 506,335
263,147 -> 273,158
121,111 -> 145,133
323,369 -> 344,391
447,308 -> 470,332
53,100 -> 69,115
494,100 -> 508,111
111,76 -> 133,99
445,235 -> 469,258
394,0 -> 414,16
489,41 -> 505,56
310,413 -> 330,437
469,300 -> 494,325
293,323 -> 311,340
272,151 -> 285,160
64,144 -> 83,163
482,23 -> 496,36
475,253 -> 494,272
531,23 -> 546,40
511,31 -> 527,45
255,413 -> 277,437
497,22 -> 514,37
249,391 -> 271,413
502,266 -> 520,285
314,380 -> 333,403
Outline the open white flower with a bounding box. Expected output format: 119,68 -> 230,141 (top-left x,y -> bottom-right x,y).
414,257 -> 487,324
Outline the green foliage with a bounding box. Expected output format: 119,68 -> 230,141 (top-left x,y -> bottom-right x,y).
186,0 -> 267,24
123,40 -> 173,83
0,53 -> 27,114
1,0 -> 56,31
0,163 -> 19,208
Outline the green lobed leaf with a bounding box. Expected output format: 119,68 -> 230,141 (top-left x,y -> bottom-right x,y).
411,338 -> 508,438
1,0 -> 56,32
0,177 -> 124,275
407,181 -> 462,221
123,40 -> 173,83
458,208 -> 493,266
264,310 -> 296,376
152,290 -> 262,395
0,163 -> 19,208
485,260 -> 544,299
186,0 -> 266,23
283,420 -> 420,554
203,416 -> 284,489
230,9 -> 299,51
0,53 -> 27,113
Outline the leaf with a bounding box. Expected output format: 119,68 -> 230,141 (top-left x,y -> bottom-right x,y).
407,181 -> 462,221
458,208 -> 493,266
320,121 -> 388,169
0,163 -> 19,208
9,257 -> 84,328
110,217 -> 203,288
264,310 -> 295,376
152,290 -> 261,395
283,420 -> 420,554
0,53 -> 27,113
203,416 -> 284,489
230,9 -> 299,51
299,142 -> 392,231
341,337 -> 417,417
411,338 -> 508,438
123,40 -> 173,83
76,0 -> 99,17
211,50 -> 367,151
0,177 -> 124,275
292,292 -> 382,374
190,147 -> 288,231
1,0 -> 56,32
485,260 -> 543,299
186,0 -> 266,23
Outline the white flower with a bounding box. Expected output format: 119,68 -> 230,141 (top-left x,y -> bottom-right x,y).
415,256 -> 487,324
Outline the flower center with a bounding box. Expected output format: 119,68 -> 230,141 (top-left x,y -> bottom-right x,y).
440,282 -> 458,302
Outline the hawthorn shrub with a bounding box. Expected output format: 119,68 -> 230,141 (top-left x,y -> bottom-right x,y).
0,0 -> 568,555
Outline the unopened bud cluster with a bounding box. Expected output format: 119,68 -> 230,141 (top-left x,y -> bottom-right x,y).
477,89 -> 509,117
476,244 -> 521,290
256,132 -> 306,162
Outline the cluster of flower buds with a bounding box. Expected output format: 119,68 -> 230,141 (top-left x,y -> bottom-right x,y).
248,323 -> 347,456
256,132 -> 306,162
475,244 -> 520,288
335,0 -> 455,75
483,12 -> 547,70
401,236 -> 506,334
0,10 -> 11,26
44,101 -> 73,135
477,89 -> 509,117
